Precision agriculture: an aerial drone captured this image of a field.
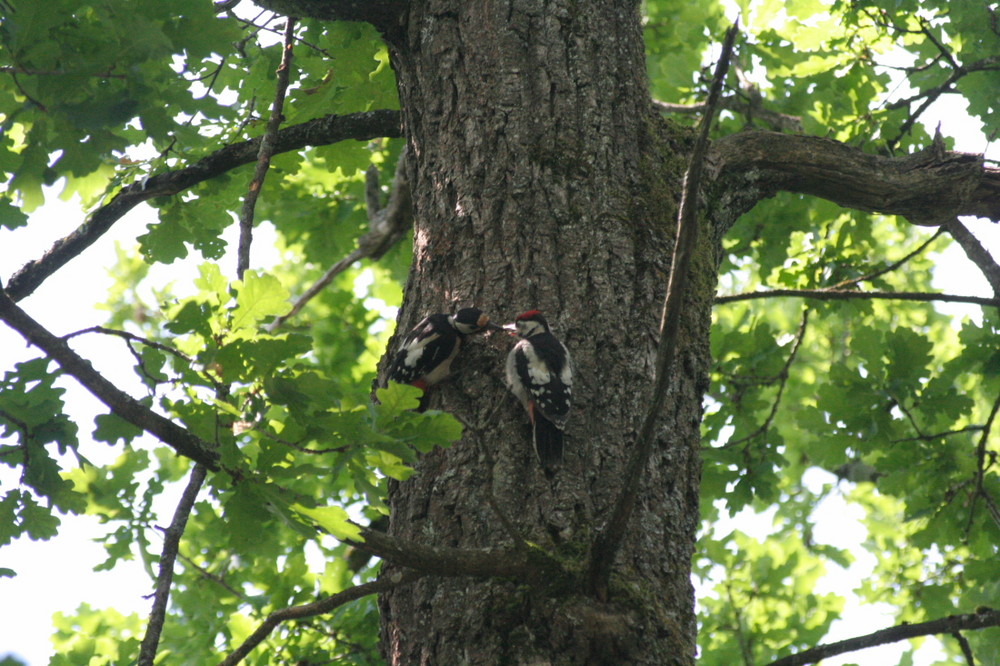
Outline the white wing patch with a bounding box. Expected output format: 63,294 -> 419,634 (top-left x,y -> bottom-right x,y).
403,331 -> 440,366
403,344 -> 425,366
522,344 -> 552,385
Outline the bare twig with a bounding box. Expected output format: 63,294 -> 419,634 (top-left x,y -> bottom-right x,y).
714,288 -> 998,308
952,630 -> 976,666
653,95 -> 803,133
237,18 -> 296,279
890,425 -> 984,444
968,391 -> 1000,534
4,109 -> 401,303
63,326 -> 192,363
944,218 -> 1000,299
7,70 -> 47,111
918,19 -> 960,70
586,23 -> 739,601
765,608 -> 1000,666
885,55 -> 1000,150
175,551 -> 248,601
218,570 -> 424,666
229,13 -> 334,60
266,147 -> 412,332
826,228 -> 945,290
886,60 -> 1000,113
712,308 -> 810,451
61,325 -> 220,391
138,464 -> 207,666
981,491 -> 1000,533
725,581 -> 754,666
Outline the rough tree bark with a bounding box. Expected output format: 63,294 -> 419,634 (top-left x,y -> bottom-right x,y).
367,3 -> 710,664
248,1 -> 998,664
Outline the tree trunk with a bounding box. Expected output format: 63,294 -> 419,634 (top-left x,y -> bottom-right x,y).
377,2 -> 718,663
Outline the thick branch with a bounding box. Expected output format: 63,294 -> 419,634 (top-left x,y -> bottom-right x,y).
138,464 -> 207,666
709,131 -> 1000,228
352,526 -> 541,581
0,285 -> 220,469
766,608 -> 1000,666
5,109 -> 401,302
587,23 -> 738,601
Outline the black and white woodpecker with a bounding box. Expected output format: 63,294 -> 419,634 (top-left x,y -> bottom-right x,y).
504,310 -> 573,470
387,307 -> 493,392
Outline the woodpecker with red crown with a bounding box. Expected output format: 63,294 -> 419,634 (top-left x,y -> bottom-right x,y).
387,307 -> 493,393
505,310 -> 573,471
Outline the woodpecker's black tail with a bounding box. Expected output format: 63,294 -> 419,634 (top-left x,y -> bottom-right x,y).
533,416 -> 564,471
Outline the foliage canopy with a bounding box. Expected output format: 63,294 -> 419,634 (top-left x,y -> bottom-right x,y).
1,0 -> 998,664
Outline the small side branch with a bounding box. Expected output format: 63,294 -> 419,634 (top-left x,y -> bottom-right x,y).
944,218 -> 1000,299
968,391 -> 1000,534
218,570 -> 424,666
885,55 -> 1000,151
952,631 -> 976,666
714,288 -> 998,309
62,326 -> 192,364
237,18 -> 297,280
266,147 -> 412,331
138,464 -> 207,666
712,308 -> 810,451
765,608 -> 1000,666
586,23 -> 739,601
653,95 -> 802,134
826,228 -> 945,290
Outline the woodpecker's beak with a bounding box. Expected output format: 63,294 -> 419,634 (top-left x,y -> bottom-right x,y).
502,322 -> 518,336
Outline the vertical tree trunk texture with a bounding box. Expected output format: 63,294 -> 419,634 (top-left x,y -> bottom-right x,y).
380,2 -> 718,664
